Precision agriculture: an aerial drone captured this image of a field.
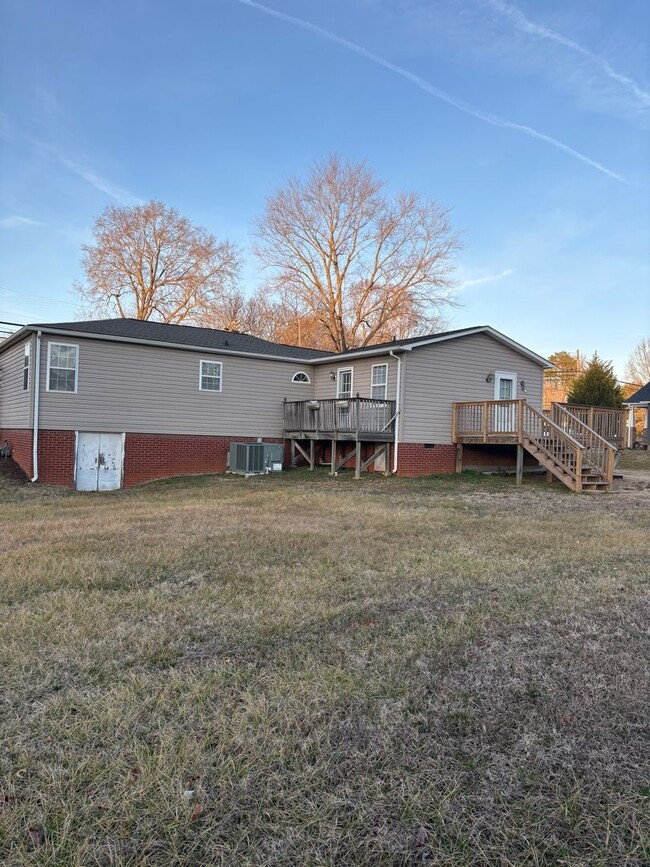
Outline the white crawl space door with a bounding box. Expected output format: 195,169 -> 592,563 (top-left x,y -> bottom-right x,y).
76,432 -> 124,491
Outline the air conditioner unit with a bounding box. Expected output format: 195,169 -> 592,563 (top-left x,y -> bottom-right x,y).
228,442 -> 284,476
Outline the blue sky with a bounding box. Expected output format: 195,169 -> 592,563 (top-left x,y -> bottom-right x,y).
0,0 -> 648,375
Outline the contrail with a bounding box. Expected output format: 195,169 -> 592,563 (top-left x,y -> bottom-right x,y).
234,0 -> 627,184
459,268 -> 515,290
486,0 -> 650,109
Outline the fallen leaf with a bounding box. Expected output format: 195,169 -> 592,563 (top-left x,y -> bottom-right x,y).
190,802 -> 204,821
414,827 -> 428,846
28,826 -> 45,848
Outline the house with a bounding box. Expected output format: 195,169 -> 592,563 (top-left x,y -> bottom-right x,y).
0,318 -> 616,492
623,381 -> 650,448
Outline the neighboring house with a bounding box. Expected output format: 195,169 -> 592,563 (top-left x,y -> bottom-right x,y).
623,381 -> 650,448
3,317 -> 609,491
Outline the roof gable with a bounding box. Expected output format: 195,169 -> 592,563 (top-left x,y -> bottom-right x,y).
624,380 -> 650,404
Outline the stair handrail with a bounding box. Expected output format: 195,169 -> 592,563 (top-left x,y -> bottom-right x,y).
521,403 -> 585,490
550,404 -> 615,483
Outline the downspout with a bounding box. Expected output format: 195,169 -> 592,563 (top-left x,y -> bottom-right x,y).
389,350 -> 402,474
31,330 -> 41,482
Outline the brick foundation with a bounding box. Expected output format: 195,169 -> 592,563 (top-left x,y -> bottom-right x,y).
396,443 -> 457,477
123,434 -> 285,487
37,430 -> 76,487
0,428 -> 33,478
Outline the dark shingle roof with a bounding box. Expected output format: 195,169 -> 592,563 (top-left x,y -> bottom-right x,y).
27,318 -> 331,361
317,326 -> 487,358
624,381 -> 650,404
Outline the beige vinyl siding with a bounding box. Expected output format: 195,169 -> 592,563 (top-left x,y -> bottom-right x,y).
313,353 -> 399,400
0,336 -> 33,428
37,337 -> 314,436
401,333 -> 544,443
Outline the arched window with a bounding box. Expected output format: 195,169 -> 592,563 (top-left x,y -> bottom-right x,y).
292,371 -> 311,384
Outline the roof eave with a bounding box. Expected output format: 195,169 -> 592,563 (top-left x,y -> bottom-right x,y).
10,325 -> 324,364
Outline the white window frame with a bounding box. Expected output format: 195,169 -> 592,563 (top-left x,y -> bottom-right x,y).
199,359 -> 223,392
291,371 -> 311,384
337,367 -> 353,399
46,341 -> 79,393
494,370 -> 517,401
371,363 -> 388,400
23,342 -> 31,391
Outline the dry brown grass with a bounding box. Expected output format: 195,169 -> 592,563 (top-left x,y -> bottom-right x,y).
1,467 -> 648,866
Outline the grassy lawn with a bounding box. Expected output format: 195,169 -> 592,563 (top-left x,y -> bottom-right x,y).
1,467 -> 648,866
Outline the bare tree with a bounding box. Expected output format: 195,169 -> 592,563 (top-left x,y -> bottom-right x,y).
255,155 -> 461,352
77,201 -> 240,324
624,337 -> 650,385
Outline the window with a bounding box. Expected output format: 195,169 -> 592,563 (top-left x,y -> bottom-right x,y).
292,371 -> 311,384
47,342 -> 78,392
337,367 -> 353,399
199,359 -> 222,391
23,342 -> 31,391
371,363 -> 388,400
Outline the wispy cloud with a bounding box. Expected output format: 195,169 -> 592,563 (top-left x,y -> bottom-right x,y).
235,0 -> 626,183
0,215 -> 44,228
56,155 -> 139,205
0,109 -> 139,205
458,268 -> 515,291
485,0 -> 650,109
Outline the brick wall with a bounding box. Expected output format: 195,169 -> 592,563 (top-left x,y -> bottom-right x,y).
0,428 -> 33,477
396,443 -> 456,477
123,434 -> 285,487
37,430 -> 76,487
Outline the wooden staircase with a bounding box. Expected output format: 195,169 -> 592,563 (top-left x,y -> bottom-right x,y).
521,403 -> 614,492
452,400 -> 616,492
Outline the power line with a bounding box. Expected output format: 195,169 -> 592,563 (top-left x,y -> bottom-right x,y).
0,286 -> 79,308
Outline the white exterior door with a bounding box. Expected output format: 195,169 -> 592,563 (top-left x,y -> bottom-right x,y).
493,371 -> 517,432
76,433 -> 123,491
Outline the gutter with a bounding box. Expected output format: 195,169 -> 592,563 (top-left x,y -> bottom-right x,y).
12,326 -> 326,365
31,330 -> 42,482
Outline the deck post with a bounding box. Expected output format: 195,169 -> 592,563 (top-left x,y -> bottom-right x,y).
483,401 -> 489,442
290,438 -> 296,467
354,440 -> 362,480
515,444 -> 524,485
330,439 -> 336,475
309,440 -> 315,471
575,448 -> 583,493
451,403 -> 457,443
455,443 -> 463,474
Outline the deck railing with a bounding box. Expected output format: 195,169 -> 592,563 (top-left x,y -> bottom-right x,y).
284,397 -> 396,436
452,399 -> 617,491
522,402 -> 583,487
453,399 -> 523,440
550,404 -> 615,484
552,403 -> 626,447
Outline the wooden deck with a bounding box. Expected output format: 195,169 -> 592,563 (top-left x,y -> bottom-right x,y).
284,397 -> 396,442
452,399 -> 616,492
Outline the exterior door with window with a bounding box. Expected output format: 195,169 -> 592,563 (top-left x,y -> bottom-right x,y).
493,371 -> 517,433
336,368 -> 353,430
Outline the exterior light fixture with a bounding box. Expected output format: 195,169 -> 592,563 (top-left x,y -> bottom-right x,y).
485,372 -> 494,383
520,379 -> 526,392
329,370 -> 337,381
